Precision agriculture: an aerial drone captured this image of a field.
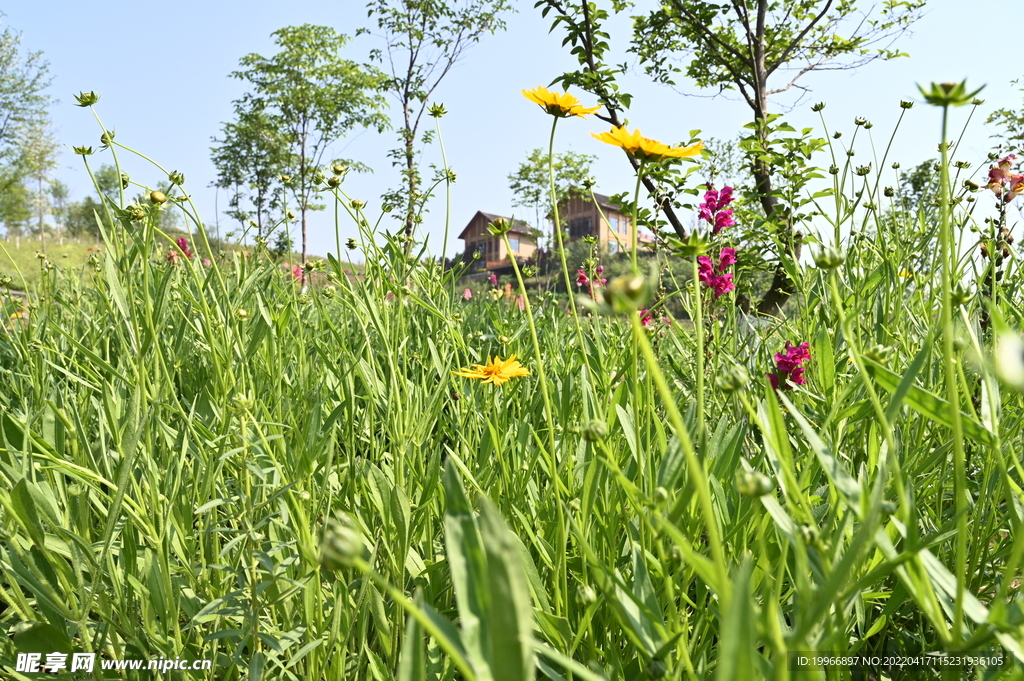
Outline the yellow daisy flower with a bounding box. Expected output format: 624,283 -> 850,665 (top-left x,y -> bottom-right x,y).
522,86 -> 602,118
592,126 -> 703,163
452,355 -> 531,386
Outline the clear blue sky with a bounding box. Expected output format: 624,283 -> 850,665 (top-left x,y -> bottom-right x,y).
5,0 -> 1020,258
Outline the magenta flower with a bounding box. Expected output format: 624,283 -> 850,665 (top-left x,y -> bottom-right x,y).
489,273 -> 499,287
576,269 -> 589,287
177,237 -> 194,259
638,309 -> 655,326
698,247 -> 736,298
767,341 -> 811,391
698,184 -> 736,235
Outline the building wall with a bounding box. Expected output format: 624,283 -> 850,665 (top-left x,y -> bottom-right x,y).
461,213 -> 537,267
560,198 -> 633,253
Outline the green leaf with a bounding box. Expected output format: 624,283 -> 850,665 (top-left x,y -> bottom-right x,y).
715,559 -> 756,680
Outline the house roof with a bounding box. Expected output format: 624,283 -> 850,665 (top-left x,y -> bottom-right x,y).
457,211 -> 535,240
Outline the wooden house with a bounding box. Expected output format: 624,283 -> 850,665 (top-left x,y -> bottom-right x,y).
558,192 -> 654,253
458,211 -> 538,272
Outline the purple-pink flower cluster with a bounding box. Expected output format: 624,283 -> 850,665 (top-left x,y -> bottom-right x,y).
698,185 -> 735,234
167,237 -> 193,263
698,248 -> 736,298
576,265 -> 606,296
767,341 -> 810,391
987,154 -> 1024,203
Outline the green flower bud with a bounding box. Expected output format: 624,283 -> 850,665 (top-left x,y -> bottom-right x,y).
583,419 -> 607,442
917,80 -> 985,108
331,164 -> 347,176
883,186 -> 895,198
428,102 -> 448,118
120,172 -> 130,189
327,176 -> 341,188
319,513 -> 369,571
863,344 -> 892,363
601,273 -> 651,314
951,284 -> 971,307
286,210 -> 296,220
828,165 -> 839,175
814,246 -> 846,270
73,145 -> 94,156
350,199 -> 365,210
715,363 -> 750,393
854,117 -> 867,126
100,129 -> 115,146
487,218 -> 512,236
234,308 -> 249,320
737,470 -> 775,497
346,238 -> 358,250
811,102 -> 825,112
899,100 -> 914,109
576,584 -> 598,606
964,179 -> 980,192
74,90 -> 100,107
149,190 -> 167,204
168,170 -> 185,185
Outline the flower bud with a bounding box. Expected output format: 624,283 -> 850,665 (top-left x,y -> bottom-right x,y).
964,179 -> 980,192
350,199 -> 365,210
120,172 -> 130,189
602,273 -> 651,314
168,170 -> 185,185
327,176 -> 341,187
319,513 -> 369,571
149,190 -> 167,204
737,470 -> 775,497
951,284 -> 971,307
899,100 -> 914,109
487,218 -> 512,236
346,238 -> 357,250
100,130 -> 115,146
125,205 -> 146,222
280,174 -> 292,183
286,210 -> 296,220
854,164 -> 871,176
854,117 -> 867,126
331,164 -> 347,176
715,363 -> 750,393
811,102 -> 825,112
572,584 -> 599,609
235,308 -> 249,320
428,102 -> 448,118
884,186 -> 895,197
74,90 -> 100,107
863,344 -> 892,363
583,419 -> 607,442
828,165 -> 839,175
73,145 -> 94,156
891,162 -> 900,170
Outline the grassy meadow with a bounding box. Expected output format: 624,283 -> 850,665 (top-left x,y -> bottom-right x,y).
1,90 -> 1024,681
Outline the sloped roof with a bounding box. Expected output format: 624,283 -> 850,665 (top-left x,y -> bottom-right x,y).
458,211 -> 535,240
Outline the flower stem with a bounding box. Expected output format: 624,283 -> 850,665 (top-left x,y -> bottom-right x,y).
938,103 -> 967,643
503,232 -> 566,616
692,255 -> 705,442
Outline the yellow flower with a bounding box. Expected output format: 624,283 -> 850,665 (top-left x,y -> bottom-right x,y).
452,355 -> 531,386
522,86 -> 601,118
899,269 -> 914,278
592,126 -> 703,163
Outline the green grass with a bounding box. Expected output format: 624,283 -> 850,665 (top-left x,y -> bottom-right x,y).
0,102 -> 1023,681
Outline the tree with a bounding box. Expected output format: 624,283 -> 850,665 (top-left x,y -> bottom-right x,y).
19,119 -> 59,247
366,0 -> 513,252
48,178 -> 70,241
987,79 -> 1024,154
508,148 -> 596,235
0,14 -> 52,181
232,25 -> 390,264
541,0 -> 925,313
211,103 -> 290,238
0,174 -> 31,240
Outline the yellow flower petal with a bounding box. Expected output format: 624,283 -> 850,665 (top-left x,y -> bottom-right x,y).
523,86 -> 601,118
592,126 -> 703,162
451,354 -> 531,386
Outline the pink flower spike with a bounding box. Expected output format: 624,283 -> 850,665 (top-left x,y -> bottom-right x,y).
516,294 -> 525,311
714,210 -> 735,234
718,247 -> 737,270
489,273 -> 498,287
718,186 -> 734,206
463,288 -> 472,300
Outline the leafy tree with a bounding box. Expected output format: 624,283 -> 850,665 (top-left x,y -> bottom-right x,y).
0,173 -> 31,239
986,78 -> 1024,154
48,178 -> 70,240
540,0 -> 925,313
0,14 -> 52,181
211,103 -> 290,238
19,119 -> 59,247
63,196 -> 109,240
232,25 -> 390,264
508,148 -> 596,236
366,0 -> 513,251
